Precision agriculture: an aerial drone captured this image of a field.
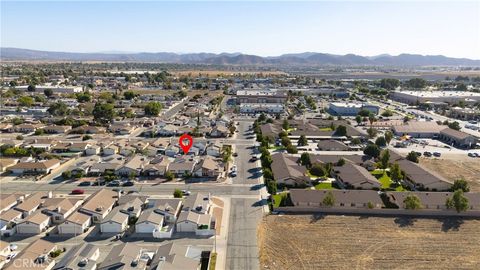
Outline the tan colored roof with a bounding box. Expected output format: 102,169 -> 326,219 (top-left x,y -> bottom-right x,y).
81,189 -> 117,215
0,209 -> 22,222
9,159 -> 60,170
23,211 -> 50,225
65,211 -> 90,225
15,192 -> 49,212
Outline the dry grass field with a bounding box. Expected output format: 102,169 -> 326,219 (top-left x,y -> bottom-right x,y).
171,70 -> 287,76
258,215 -> 480,270
420,159 -> 480,192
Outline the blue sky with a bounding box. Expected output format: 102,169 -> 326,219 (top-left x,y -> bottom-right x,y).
1,1 -> 479,59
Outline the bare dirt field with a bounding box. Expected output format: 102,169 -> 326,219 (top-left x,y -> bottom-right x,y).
420,159 -> 480,192
258,215 -> 480,270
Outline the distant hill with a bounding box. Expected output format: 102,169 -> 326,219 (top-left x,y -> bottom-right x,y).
1,47 -> 479,66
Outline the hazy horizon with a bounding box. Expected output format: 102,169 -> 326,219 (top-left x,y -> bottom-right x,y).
2,1 -> 479,59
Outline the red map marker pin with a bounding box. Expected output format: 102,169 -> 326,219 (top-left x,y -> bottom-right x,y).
179,134 -> 193,154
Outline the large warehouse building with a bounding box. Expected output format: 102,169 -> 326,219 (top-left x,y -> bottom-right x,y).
391,91 -> 480,105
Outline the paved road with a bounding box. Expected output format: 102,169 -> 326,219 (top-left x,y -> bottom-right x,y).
226,198 -> 263,270
161,97 -> 190,119
225,120 -> 264,270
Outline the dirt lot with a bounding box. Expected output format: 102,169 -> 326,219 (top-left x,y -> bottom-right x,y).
420,159 -> 480,192
258,215 -> 480,270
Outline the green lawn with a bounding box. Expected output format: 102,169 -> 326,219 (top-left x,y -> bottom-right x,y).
372,170 -> 405,191
272,193 -> 285,208
269,145 -> 285,151
314,182 -> 334,190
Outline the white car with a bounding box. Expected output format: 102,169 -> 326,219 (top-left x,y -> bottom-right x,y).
231,165 -> 237,172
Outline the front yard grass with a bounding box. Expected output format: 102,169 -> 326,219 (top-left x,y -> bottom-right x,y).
314,182 -> 334,190
272,193 -> 284,208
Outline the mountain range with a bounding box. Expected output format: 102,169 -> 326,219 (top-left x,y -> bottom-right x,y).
1,47 -> 479,66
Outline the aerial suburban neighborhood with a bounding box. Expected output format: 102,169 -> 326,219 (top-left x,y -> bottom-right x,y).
1,1 -> 480,270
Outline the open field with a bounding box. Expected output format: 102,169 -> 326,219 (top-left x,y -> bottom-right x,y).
420,159 -> 480,192
258,215 -> 480,270
171,70 -> 287,76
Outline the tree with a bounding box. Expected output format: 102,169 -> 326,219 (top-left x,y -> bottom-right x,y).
355,115 -> 362,125
263,168 -> 274,180
44,88 -> 53,97
390,163 -> 403,183
93,102 -> 115,124
381,110 -> 393,117
451,179 -> 470,192
367,127 -> 378,139
447,121 -> 461,131
124,91 -> 136,100
368,113 -> 376,125
48,102 -> 69,116
282,119 -> 290,130
322,191 -> 335,207
297,135 -> 308,146
337,158 -> 346,166
364,144 -> 380,158
17,96 -> 34,107
406,78 -> 427,89
173,189 -> 183,198
286,144 -> 298,154
334,125 -> 347,136
384,131 -> 393,145
357,109 -> 370,117
406,151 -> 419,163
76,92 -> 92,103
309,163 -> 325,177
27,84 -> 36,92
379,149 -> 390,169
144,102 -> 162,116
380,78 -> 400,90
281,136 -> 291,147
375,136 -> 387,147
299,153 -> 311,168
446,190 -> 469,213
404,194 -> 422,210
258,113 -> 267,122
165,171 -> 175,181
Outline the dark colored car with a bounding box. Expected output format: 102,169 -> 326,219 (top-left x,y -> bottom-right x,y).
249,156 -> 258,162
433,152 -> 441,157
423,151 -> 432,157
78,181 -> 91,186
123,181 -> 135,187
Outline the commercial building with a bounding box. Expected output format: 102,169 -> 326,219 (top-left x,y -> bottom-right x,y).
239,103 -> 284,114
328,102 -> 379,116
236,89 -> 287,104
391,91 -> 480,105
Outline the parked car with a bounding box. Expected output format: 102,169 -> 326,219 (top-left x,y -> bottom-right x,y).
6,253 -> 17,261
107,180 -> 120,187
231,165 -> 237,171
468,153 -> 475,157
78,181 -> 91,186
249,156 -> 258,162
433,152 -> 441,157
230,171 -> 237,177
415,152 -> 422,157
123,181 -> 135,187
181,190 -> 191,196
233,153 -> 238,157
474,153 -> 480,158
71,189 -> 85,195
423,151 -> 432,157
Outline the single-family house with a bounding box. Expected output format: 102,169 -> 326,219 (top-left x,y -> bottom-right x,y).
57,211 -> 91,235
